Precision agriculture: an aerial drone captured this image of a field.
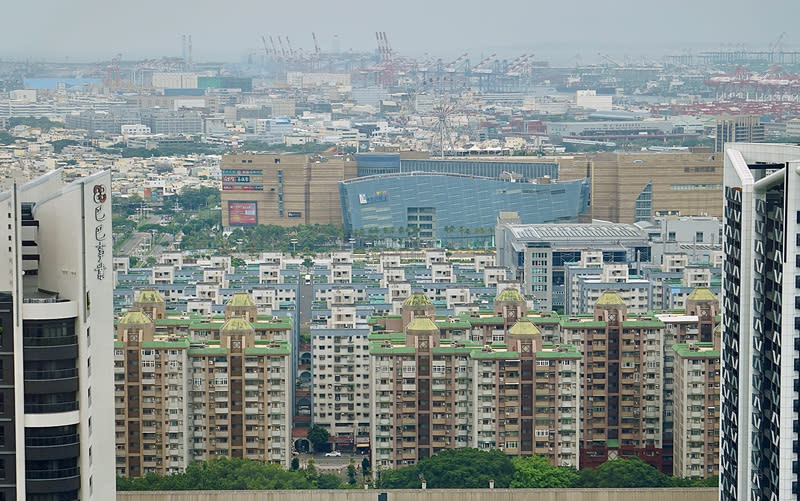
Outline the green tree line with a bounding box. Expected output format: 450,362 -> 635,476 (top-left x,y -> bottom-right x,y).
117,457 -> 343,490
117,452 -> 718,491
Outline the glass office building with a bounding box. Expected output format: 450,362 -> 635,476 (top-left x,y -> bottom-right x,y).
339,172 -> 589,242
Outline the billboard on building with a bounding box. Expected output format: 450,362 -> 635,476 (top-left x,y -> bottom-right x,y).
221,169 -> 264,191
228,201 -> 258,225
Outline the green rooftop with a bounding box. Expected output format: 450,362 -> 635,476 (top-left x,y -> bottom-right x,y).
136,289 -> 164,303
596,291 -> 625,307
369,343 -> 416,355
226,292 -> 256,307
221,317 -> 253,333
156,318 -> 191,326
496,288 -> 525,302
189,320 -> 224,331
245,344 -> 290,356
142,339 -> 191,349
467,315 -> 505,324
120,310 -> 152,325
687,287 -> 717,302
406,317 -> 439,336
368,332 -> 406,343
508,318 -> 541,337
435,319 -> 472,329
403,293 -> 432,307
672,342 -> 720,358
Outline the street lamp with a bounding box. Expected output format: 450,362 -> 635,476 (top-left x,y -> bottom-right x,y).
290,238 -> 298,255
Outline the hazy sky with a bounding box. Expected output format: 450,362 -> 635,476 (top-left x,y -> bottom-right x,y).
1,0 -> 797,64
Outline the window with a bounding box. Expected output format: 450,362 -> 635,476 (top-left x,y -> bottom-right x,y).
695,232 -> 704,243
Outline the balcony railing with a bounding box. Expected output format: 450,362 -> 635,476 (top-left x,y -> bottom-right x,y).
23,335 -> 78,347
24,368 -> 78,380
25,433 -> 79,447
25,466 -> 79,480
24,401 -> 79,414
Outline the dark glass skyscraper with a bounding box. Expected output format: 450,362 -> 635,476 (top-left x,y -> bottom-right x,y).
721,143 -> 800,501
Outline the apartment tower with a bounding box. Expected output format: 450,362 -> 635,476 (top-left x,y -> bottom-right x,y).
720,143 -> 800,500
0,171 -> 115,500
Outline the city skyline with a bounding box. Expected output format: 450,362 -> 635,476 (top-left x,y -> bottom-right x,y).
1,0 -> 798,62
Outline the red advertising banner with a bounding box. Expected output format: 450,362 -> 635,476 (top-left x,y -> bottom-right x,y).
228,201 -> 258,225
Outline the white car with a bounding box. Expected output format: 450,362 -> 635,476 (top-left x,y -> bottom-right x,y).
325,450 -> 342,457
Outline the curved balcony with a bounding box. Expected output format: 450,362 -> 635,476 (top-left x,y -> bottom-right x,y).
23,401 -> 79,414
25,467 -> 80,495
22,299 -> 77,320
24,368 -> 79,394
23,318 -> 79,361
23,336 -> 78,361
22,335 -> 78,347
25,433 -> 80,461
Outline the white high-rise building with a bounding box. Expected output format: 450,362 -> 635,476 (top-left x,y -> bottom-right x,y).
721,143 -> 800,501
0,170 -> 115,500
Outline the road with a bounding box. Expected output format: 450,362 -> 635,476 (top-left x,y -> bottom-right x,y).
298,273 -> 313,330
118,231 -> 149,256
117,216 -> 171,258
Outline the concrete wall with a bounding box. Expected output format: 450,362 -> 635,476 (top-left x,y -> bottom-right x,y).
118,488 -> 717,501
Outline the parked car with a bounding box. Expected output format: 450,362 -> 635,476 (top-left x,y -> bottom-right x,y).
325,450 -> 342,457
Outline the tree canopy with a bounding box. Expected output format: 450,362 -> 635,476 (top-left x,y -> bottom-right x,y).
115,454 -> 718,492
306,424 -> 330,452
117,457 -> 314,491
177,186 -> 220,211
380,448 -> 513,489
510,455 -> 579,488
576,457 -> 669,488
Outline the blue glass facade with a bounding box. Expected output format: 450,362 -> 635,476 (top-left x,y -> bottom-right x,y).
339,172 -> 589,236
355,153 -> 401,177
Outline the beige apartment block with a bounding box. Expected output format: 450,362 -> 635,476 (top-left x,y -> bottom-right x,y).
115,291 -> 293,477
368,292 -> 581,471
671,341 -> 720,479
559,291 -> 667,471
310,329 -> 372,450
